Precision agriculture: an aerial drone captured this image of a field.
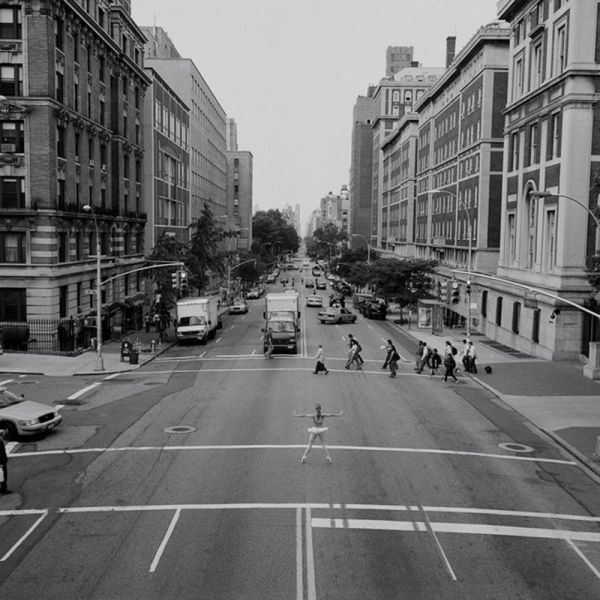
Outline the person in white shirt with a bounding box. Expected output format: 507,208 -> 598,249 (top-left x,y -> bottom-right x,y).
313,344 -> 329,375
467,341 -> 478,373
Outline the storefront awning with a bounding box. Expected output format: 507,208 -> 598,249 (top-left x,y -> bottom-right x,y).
124,293 -> 146,307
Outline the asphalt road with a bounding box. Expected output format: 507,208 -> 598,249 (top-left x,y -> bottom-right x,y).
3,280 -> 600,599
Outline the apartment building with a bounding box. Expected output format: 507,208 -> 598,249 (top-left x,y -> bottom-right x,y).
143,67 -> 190,254
0,0 -> 149,345
494,0 -> 600,360
225,150 -> 253,250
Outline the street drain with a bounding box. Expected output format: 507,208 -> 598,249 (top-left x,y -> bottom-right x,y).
143,382 -> 162,386
57,399 -> 84,406
164,425 -> 196,434
499,442 -> 534,453
17,380 -> 39,385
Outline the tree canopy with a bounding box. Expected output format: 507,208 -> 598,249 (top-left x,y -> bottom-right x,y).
251,209 -> 299,259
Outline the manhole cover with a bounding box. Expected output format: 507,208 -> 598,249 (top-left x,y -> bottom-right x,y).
164,425 -> 196,434
499,442 -> 534,453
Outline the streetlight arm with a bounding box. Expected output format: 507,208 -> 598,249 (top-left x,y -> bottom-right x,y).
531,191 -> 600,231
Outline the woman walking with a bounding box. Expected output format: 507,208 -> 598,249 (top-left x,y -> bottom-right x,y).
294,404 -> 343,463
313,344 -> 329,374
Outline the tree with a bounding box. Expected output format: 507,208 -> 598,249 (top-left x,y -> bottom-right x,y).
146,232 -> 187,308
251,209 -> 299,259
309,224 -> 347,261
186,204 -> 226,294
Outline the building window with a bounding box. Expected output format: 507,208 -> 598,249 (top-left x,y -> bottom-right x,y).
527,123 -> 539,165
75,232 -> 83,261
73,81 -> 79,111
57,179 -> 65,210
508,213 -> 516,262
0,231 -> 25,262
532,308 -> 541,343
510,132 -> 520,171
57,126 -> 66,158
99,56 -> 105,82
0,64 -> 21,96
76,281 -> 82,311
512,302 -> 521,334
554,22 -> 567,75
55,71 -> 64,103
530,41 -> 544,90
481,290 -> 488,318
0,7 -> 21,40
545,209 -> 556,271
73,33 -> 79,63
55,17 -> 64,51
495,297 -> 503,326
0,176 -> 24,208
548,112 -> 562,159
526,194 -> 538,268
513,55 -> 524,99
0,288 -> 26,320
58,231 -> 67,262
0,120 -> 24,152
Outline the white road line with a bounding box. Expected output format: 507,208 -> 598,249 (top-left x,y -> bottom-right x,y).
67,382 -> 101,400
103,373 -> 121,381
251,349 -> 256,356
149,508 -> 181,573
199,351 -> 207,359
296,508 -> 304,600
312,518 -> 600,542
0,510 -> 48,562
9,444 -> 576,466
305,508 -> 317,600
215,337 -> 221,344
0,379 -> 14,386
230,325 -> 235,329
420,506 -> 458,581
5,442 -> 17,455
568,539 -> 600,581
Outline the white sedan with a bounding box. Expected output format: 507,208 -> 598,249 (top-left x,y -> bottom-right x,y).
306,294 -> 323,307
0,387 -> 62,440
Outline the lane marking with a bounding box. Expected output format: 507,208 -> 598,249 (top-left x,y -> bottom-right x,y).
296,508 -> 303,600
199,351 -> 207,359
149,508 -> 181,573
312,518 -> 600,542
215,337 -> 221,344
251,349 -> 256,356
568,539 -> 600,582
103,373 -> 121,381
9,444 -> 576,466
0,379 -> 14,386
68,382 -> 101,400
305,507 -> 317,600
5,442 -> 17,455
0,510 -> 48,562
419,505 -> 458,581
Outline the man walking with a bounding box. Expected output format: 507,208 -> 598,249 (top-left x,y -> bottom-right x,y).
313,344 -> 329,374
467,341 -> 478,373
0,429 -> 11,494
383,339 -> 399,378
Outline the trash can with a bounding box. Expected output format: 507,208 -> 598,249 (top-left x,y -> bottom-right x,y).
129,350 -> 139,365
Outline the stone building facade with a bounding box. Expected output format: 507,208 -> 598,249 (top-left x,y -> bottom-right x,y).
0,1 -> 149,343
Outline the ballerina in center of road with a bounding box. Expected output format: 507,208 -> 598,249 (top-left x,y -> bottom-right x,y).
294,404 -> 343,464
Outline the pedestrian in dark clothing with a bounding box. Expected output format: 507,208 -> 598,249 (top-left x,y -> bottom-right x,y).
0,429 -> 11,494
144,314 -> 151,333
429,348 -> 442,376
467,341 -> 478,373
415,341 -> 424,370
416,342 -> 431,374
443,352 -> 458,383
383,339 -> 399,378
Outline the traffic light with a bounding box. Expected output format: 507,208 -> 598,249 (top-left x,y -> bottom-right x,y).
451,282 -> 460,304
171,271 -> 180,289
439,280 -> 449,303
180,271 -> 188,294
465,282 -> 472,295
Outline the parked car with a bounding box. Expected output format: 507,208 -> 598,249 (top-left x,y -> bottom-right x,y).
318,307 -> 358,324
246,288 -> 261,299
0,387 -> 63,440
265,274 -> 276,284
305,279 -> 315,288
315,280 -> 327,290
306,294 -> 323,307
229,300 -> 249,314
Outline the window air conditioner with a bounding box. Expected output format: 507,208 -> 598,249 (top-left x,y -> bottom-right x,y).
1,144 -> 16,153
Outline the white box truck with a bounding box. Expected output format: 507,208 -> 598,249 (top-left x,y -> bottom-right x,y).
176,296 -> 222,344
263,292 -> 301,353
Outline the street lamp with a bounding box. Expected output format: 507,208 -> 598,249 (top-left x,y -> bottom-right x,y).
351,233 -> 371,264
430,188 -> 474,338
82,204 -> 104,371
530,191 -> 600,231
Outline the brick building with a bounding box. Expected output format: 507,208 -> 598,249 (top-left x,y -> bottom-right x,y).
0,0 -> 149,349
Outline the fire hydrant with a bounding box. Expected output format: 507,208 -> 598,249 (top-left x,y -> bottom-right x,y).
151,339 -> 157,353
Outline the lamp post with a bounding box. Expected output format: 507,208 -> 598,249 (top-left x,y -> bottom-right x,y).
82,204 -> 104,371
530,191 -> 600,231
430,189 -> 473,338
351,233 -> 371,264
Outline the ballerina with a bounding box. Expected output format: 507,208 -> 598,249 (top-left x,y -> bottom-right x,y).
294,404 -> 343,463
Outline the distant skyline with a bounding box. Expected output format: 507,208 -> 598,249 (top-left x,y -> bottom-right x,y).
132,0 -> 501,228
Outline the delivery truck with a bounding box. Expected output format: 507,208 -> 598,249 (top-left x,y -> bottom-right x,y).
176,296 -> 222,344
262,292 -> 300,354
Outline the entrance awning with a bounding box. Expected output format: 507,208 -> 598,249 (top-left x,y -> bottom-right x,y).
124,293 -> 146,307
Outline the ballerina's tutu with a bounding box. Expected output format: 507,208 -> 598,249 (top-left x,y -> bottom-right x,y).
308,426 -> 328,434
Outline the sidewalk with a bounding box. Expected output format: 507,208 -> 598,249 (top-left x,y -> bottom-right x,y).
390,316 -> 600,476
0,325 -> 177,377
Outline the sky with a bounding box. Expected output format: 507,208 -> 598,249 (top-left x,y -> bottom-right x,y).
131,0 -> 501,229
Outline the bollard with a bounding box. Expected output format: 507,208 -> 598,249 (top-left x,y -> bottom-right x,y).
151,339 -> 156,353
